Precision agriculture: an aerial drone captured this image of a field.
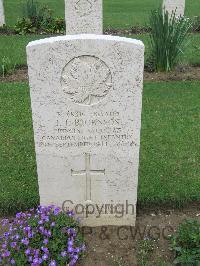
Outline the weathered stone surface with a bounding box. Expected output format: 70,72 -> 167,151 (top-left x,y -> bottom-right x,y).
0,0 -> 5,26
27,35 -> 144,226
65,0 -> 102,34
163,0 -> 185,17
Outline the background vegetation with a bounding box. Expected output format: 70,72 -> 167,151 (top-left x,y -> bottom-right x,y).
4,0 -> 200,28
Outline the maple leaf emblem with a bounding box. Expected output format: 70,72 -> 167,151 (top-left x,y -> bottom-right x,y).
75,0 -> 93,17
61,56 -> 112,105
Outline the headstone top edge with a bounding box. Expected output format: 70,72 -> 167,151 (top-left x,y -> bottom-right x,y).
26,34 -> 144,50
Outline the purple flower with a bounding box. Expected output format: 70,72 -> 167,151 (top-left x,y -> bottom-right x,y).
9,225 -> 13,232
19,220 -> 25,226
61,251 -> 67,257
14,234 -> 20,240
27,213 -> 32,218
67,228 -> 76,237
21,238 -> 29,245
39,226 -> 44,232
28,232 -> 34,238
45,216 -> 50,222
41,215 -> 49,222
81,244 -> 86,251
10,258 -> 15,265
33,249 -> 40,256
2,250 -> 11,258
69,259 -> 77,266
67,246 -> 73,253
16,212 -> 22,219
67,211 -> 75,217
48,205 -> 55,210
43,239 -> 48,245
42,254 -> 48,260
53,207 -> 60,216
28,256 -> 33,262
69,254 -> 78,265
25,248 -> 31,255
4,232 -> 10,238
44,230 -> 51,237
49,260 -> 56,266
2,243 -> 7,249
51,222 -> 56,227
2,219 -> 9,226
41,246 -> 49,253
68,239 -> 74,247
74,247 -> 80,253
24,226 -> 31,232
10,242 -> 17,248
33,257 -> 42,264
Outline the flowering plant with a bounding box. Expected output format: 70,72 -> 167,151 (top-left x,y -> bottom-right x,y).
0,205 -> 85,265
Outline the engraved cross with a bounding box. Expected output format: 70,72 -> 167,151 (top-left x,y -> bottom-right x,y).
71,153 -> 105,201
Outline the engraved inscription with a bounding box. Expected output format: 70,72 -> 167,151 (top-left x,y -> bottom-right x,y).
61,56 -> 112,106
75,0 -> 93,17
71,153 -> 105,201
38,110 -> 136,149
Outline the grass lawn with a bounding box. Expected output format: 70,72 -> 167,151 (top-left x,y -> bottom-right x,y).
4,0 -> 200,28
0,82 -> 38,215
0,34 -> 200,70
0,35 -> 46,69
0,81 -> 199,215
129,34 -> 200,66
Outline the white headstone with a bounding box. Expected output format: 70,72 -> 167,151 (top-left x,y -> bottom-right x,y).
0,0 -> 5,26
163,0 -> 185,17
27,34 -> 144,226
65,0 -> 102,34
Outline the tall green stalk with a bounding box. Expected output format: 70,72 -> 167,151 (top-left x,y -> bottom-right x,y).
149,8 -> 192,72
22,0 -> 39,20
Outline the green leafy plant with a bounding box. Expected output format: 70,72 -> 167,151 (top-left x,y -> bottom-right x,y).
137,239 -> 154,266
35,5 -> 54,29
0,56 -> 16,77
14,18 -> 37,34
22,0 -> 40,20
171,219 -> 200,265
0,205 -> 85,265
15,1 -> 65,34
192,16 -> 200,32
148,8 -> 192,72
15,16 -> 65,34
40,16 -> 65,34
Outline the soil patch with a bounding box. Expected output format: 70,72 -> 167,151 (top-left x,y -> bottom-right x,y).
78,204 -> 200,266
104,28 -> 200,36
104,27 -> 151,35
1,66 -> 200,83
144,65 -> 200,82
0,27 -> 199,36
0,66 -> 28,83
